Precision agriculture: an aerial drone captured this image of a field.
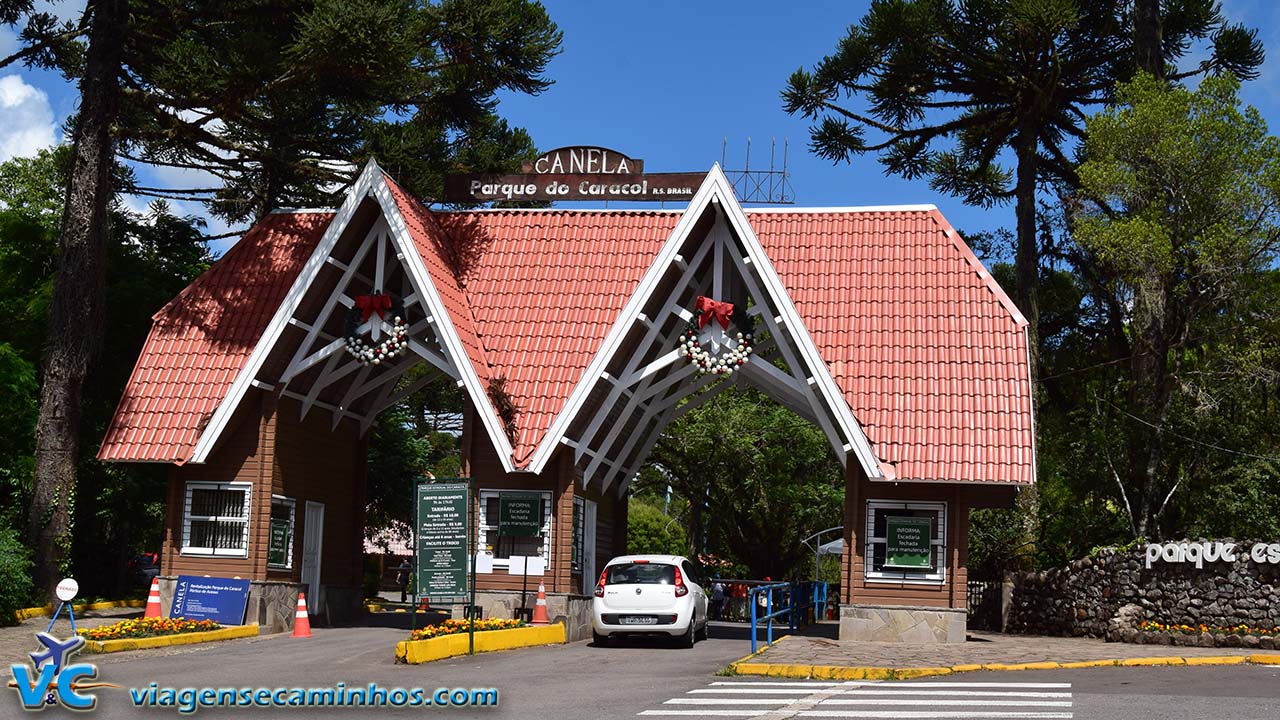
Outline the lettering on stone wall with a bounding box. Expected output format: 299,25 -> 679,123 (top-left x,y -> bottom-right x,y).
1144,541 -> 1280,569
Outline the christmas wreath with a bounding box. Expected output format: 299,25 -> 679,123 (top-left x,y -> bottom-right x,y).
677,296 -> 754,376
344,292 -> 409,366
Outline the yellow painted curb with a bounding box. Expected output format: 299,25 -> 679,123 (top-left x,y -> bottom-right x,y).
1184,656 -> 1247,666
14,599 -> 146,623
730,653 -> 1280,680
1118,656 -> 1185,667
83,624 -> 260,653
1059,659 -> 1118,669
394,623 -> 565,665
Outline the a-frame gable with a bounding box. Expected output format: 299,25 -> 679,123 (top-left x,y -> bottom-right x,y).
528,165 -> 885,490
189,159 -> 516,472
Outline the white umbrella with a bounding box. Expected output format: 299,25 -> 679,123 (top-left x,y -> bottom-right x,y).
817,538 -> 844,556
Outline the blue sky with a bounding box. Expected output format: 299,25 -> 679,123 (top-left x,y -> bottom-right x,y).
4,0 -> 1280,253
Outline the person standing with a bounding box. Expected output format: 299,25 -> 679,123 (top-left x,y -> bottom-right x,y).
396,558 -> 412,603
711,579 -> 726,621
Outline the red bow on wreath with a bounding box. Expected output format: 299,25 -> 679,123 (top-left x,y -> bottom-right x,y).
354,293 -> 393,322
695,296 -> 734,330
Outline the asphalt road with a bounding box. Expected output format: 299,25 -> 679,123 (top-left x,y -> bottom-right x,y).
3,623 -> 1279,719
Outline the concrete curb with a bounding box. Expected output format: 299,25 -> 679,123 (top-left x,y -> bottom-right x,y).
14,599 -> 146,623
395,624 -> 566,665
82,624 -> 260,653
728,652 -> 1280,680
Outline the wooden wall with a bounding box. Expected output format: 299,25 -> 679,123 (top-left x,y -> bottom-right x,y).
461,401 -> 628,596
840,462 -> 1019,609
161,390 -> 365,588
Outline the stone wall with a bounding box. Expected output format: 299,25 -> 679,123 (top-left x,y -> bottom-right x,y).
840,604 -> 967,643
1006,540 -> 1280,641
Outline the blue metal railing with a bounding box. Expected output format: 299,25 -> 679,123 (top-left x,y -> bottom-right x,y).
748,581 -> 829,653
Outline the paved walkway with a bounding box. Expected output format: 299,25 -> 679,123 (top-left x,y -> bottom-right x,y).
0,606 -> 141,662
750,630 -> 1263,668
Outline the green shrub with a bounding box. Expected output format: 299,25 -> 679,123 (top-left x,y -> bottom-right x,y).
0,521 -> 33,625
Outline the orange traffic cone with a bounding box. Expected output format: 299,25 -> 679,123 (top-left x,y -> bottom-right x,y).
144,578 -> 162,618
531,581 -> 549,625
292,593 -> 312,638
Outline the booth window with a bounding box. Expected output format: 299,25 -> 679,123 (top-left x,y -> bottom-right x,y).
477,490 -> 553,568
267,495 -> 296,569
181,481 -> 251,557
864,500 -> 946,583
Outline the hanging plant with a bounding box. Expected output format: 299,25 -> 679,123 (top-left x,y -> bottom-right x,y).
343,292 -> 409,366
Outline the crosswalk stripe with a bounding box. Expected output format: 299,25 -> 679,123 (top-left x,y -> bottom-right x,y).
798,707 -> 1070,712
819,700 -> 1072,707
691,688 -> 830,695
640,680 -> 1073,719
666,699 -> 797,705
838,691 -> 1071,698
874,683 -> 1070,688
639,711 -> 770,717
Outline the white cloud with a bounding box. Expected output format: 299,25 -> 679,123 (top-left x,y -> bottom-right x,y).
0,74 -> 58,162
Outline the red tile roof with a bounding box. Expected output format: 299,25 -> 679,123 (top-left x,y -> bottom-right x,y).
752,209 -> 1032,484
98,212 -> 332,462
101,179 -> 1033,485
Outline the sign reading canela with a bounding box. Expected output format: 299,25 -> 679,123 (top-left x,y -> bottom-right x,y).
444,145 -> 703,202
885,516 -> 933,569
498,492 -> 542,537
416,481 -> 469,600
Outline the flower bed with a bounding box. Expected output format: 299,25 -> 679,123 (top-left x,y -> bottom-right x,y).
408,618 -> 524,641
77,617 -> 221,642
1131,621 -> 1280,649
1139,621 -> 1280,636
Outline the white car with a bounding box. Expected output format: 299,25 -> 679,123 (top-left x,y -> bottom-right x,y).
592,554 -> 709,647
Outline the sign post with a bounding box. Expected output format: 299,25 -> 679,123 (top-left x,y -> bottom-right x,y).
414,480 -> 473,650
885,516 -> 934,569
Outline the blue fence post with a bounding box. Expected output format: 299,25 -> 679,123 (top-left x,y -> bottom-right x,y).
766,588 -> 773,647
749,587 -> 758,654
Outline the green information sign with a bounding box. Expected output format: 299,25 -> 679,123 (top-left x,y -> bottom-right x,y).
885,515 -> 934,569
499,492 -> 542,537
416,481 -> 469,600
267,518 -> 290,568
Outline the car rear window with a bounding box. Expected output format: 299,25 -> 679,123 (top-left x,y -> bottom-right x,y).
606,562 -> 676,585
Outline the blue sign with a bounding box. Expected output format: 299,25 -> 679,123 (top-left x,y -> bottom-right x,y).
170,575 -> 251,625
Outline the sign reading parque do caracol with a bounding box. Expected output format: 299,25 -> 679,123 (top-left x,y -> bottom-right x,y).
444,145 -> 703,203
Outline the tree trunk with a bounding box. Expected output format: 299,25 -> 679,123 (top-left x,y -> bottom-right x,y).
27,0 -> 127,600
1134,0 -> 1164,78
1013,128 -> 1040,375
1127,283 -> 1172,540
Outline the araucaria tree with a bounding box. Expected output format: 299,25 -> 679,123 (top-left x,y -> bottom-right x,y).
0,0 -> 561,597
1071,74 -> 1280,538
781,0 -> 1262,368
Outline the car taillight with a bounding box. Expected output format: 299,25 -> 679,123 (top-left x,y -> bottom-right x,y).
673,566 -> 688,597
594,569 -> 607,598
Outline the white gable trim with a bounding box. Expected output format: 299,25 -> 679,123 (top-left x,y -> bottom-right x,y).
525,165 -> 884,480
369,176 -> 517,472
190,159 -> 515,472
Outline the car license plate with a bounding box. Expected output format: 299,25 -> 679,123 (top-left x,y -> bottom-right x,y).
620,616 -> 657,625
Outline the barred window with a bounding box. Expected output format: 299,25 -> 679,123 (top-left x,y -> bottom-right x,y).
182,482 -> 251,557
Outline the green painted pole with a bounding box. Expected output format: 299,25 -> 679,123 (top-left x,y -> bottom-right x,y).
468,477 -> 477,655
